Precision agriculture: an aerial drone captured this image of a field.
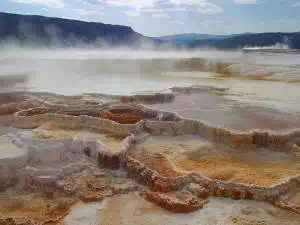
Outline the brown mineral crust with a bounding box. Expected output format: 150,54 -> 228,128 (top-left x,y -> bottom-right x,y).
86,178 -> 109,191
124,157 -> 146,178
185,183 -> 209,198
136,168 -> 156,186
16,107 -> 53,117
0,93 -> 27,105
214,186 -> 226,197
24,176 -> 59,193
140,192 -> 208,213
124,155 -> 197,194
151,175 -> 191,193
0,217 -> 37,225
44,199 -> 76,224
230,134 -> 253,148
0,103 -> 20,116
128,150 -> 183,178
274,201 -> 300,214
78,190 -> 107,202
232,189 -> 242,200
151,177 -> 172,193
99,108 -> 145,124
57,181 -> 78,195
0,97 -> 43,116
97,152 -> 123,169
0,99 -> 47,116
55,108 -> 100,118
77,176 -> 138,203
244,190 -> 255,200
0,198 -> 75,225
124,157 -> 179,193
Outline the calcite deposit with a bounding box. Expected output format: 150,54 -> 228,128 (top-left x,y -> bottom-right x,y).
0,89 -> 300,224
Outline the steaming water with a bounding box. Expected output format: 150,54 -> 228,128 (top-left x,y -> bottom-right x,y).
1,48 -> 300,115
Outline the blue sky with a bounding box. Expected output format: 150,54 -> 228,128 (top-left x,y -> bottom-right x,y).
1,0 -> 300,36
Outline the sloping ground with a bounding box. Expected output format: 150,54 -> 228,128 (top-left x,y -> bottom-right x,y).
0,12 -> 145,46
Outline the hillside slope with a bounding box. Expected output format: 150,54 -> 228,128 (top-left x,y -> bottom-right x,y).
187,32 -> 300,49
0,12 -> 147,46
155,33 -> 243,44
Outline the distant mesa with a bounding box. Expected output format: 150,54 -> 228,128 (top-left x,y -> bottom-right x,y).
0,12 -> 152,46
155,32 -> 300,50
155,33 -> 244,43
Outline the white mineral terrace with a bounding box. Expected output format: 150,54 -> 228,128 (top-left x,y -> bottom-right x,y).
0,110 -> 299,202
0,89 -> 300,224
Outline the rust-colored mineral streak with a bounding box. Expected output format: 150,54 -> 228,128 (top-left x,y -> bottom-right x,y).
99,108 -> 145,124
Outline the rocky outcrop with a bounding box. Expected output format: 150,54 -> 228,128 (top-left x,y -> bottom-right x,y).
140,192 -> 208,213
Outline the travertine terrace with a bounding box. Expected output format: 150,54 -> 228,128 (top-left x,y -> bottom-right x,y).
0,87 -> 300,224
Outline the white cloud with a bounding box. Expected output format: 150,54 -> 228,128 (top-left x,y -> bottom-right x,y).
152,13 -> 171,19
73,9 -> 104,16
233,0 -> 256,4
11,0 -> 65,8
124,10 -> 140,17
169,19 -> 184,26
85,0 -> 223,15
87,0 -> 154,9
197,3 -> 223,14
